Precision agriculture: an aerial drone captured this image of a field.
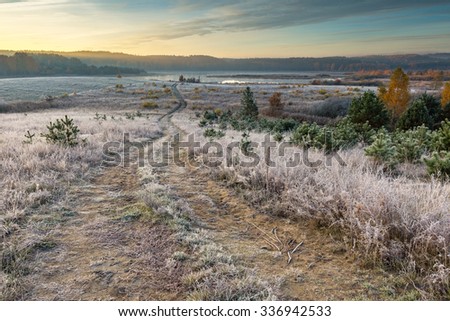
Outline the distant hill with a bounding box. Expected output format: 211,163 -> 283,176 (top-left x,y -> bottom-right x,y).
0,52 -> 146,77
0,50 -> 449,73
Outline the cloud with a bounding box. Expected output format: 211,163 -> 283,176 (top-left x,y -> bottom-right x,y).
1,0 -> 448,56
356,32 -> 450,43
150,0 -> 450,39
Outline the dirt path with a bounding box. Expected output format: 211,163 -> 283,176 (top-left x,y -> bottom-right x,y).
23,84 -> 388,300
151,84 -> 389,300
25,163 -> 188,300
155,148 -> 388,300
21,85 -> 191,300
159,83 -> 187,121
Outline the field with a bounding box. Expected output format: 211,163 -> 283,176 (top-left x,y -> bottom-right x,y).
0,80 -> 449,300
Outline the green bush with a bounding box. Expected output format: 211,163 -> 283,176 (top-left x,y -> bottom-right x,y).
417,93 -> 442,125
393,126 -> 432,163
314,128 -> 335,152
23,130 -> 35,144
125,112 -> 135,120
430,119 -> 450,152
397,99 -> 432,130
203,128 -> 225,141
230,117 -> 258,131
364,121 -> 449,175
94,113 -> 107,121
240,131 -> 253,155
271,118 -> 298,133
424,151 -> 450,179
333,119 -> 375,148
199,118 -> 208,128
348,91 -> 389,128
240,87 -> 258,120
203,110 -> 218,121
291,122 -> 321,148
273,132 -> 284,142
290,122 -> 334,152
441,103 -> 450,121
291,119 -> 375,152
41,115 -> 80,146
365,130 -> 397,166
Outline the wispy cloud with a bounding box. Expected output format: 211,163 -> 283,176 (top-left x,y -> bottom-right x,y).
149,0 -> 450,39
0,0 -> 449,56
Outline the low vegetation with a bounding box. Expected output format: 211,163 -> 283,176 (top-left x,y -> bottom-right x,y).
0,111 -> 160,299
142,101 -> 158,109
192,81 -> 450,299
138,165 -> 279,300
40,115 -> 81,146
266,92 -> 283,117
1,75 -> 449,301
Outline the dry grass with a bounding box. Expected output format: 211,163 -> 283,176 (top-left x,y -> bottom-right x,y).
0,101 -> 55,113
0,110 -> 161,299
178,83 -> 359,125
138,167 -> 280,300
2,81 -> 448,300
172,110 -> 450,300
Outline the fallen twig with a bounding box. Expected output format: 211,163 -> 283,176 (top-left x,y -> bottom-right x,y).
261,235 -> 281,252
250,222 -> 279,245
272,227 -> 284,251
292,241 -> 304,254
287,251 -> 292,265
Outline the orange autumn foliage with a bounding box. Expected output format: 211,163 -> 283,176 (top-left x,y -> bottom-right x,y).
379,67 -> 410,118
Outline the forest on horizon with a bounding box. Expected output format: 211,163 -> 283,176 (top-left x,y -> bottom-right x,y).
1,50 -> 450,77
0,52 -> 145,77
3,50 -> 450,72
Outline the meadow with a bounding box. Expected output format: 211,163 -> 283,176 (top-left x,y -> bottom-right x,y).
0,79 -> 449,300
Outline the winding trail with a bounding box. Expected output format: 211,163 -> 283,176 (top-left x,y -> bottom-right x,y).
24,83 -> 389,300
25,86 -> 190,300
152,84 -> 388,300
159,83 -> 187,121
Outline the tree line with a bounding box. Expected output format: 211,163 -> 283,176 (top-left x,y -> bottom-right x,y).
2,50 -> 450,73
6,50 -> 447,72
0,52 -> 145,77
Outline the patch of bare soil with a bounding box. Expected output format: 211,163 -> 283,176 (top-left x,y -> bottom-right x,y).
24,165 -> 187,300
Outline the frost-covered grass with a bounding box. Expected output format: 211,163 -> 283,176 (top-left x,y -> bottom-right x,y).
138,166 -> 280,301
172,110 -> 450,299
0,110 -> 161,299
178,82 -> 362,120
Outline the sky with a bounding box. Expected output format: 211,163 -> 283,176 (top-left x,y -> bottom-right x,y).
1,0 -> 450,58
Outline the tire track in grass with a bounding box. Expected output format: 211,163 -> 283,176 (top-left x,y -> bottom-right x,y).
153,85 -> 396,300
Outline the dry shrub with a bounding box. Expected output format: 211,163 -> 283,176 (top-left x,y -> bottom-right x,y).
0,101 -> 55,113
301,97 -> 351,118
267,92 -> 284,117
